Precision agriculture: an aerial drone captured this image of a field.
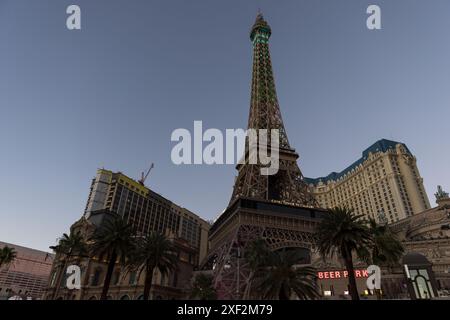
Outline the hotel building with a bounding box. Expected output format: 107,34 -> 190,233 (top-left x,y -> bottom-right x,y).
44,169 -> 209,300
305,139 -> 431,223
84,169 -> 209,262
0,241 -> 54,300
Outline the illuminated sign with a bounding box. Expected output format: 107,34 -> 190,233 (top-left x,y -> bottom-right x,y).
269,199 -> 314,209
317,270 -> 369,279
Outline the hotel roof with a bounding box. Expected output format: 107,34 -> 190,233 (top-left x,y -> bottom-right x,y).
304,139 -> 412,185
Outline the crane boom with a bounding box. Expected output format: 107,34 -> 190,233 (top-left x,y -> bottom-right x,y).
138,163 -> 154,185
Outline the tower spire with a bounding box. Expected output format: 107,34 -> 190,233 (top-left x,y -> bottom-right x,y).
229,14 -> 316,207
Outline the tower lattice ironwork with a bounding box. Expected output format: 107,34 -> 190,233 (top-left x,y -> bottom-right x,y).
229,13 -> 317,208
203,13 -> 323,300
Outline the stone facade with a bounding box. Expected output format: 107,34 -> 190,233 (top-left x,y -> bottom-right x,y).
390,194 -> 450,296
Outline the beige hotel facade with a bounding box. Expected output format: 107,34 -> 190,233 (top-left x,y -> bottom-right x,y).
305,139 -> 431,224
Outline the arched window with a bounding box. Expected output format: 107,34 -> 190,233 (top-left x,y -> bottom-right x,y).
88,296 -> 97,300
136,294 -> 144,300
120,295 -> 130,300
403,252 -> 438,299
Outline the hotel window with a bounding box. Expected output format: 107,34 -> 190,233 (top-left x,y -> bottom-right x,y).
323,290 -> 332,297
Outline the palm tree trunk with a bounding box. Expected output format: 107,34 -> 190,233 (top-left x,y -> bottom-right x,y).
101,250 -> 117,300
278,286 -> 289,300
343,248 -> 359,301
243,271 -> 254,299
143,264 -> 154,300
52,258 -> 68,300
243,280 -> 251,299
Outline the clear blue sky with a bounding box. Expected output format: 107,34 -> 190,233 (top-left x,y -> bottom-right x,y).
1,0 -> 449,252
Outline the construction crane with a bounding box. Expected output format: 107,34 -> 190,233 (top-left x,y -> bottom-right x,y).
138,163 -> 154,186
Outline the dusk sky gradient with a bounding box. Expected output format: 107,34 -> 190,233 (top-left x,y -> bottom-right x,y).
1,0 -> 449,252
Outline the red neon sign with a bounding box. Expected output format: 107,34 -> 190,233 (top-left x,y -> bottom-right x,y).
317,270 -> 369,279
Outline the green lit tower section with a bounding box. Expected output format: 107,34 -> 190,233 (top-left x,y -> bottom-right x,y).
229,13 -> 316,207
248,13 -> 290,148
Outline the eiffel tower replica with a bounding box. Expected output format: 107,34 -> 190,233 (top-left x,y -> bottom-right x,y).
203,13 -> 326,299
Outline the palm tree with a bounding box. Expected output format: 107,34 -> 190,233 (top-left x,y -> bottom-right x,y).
127,231 -> 178,300
0,246 -> 17,269
362,218 -> 404,266
252,248 -> 319,300
316,207 -> 372,300
358,218 -> 404,299
243,239 -> 271,299
189,273 -> 217,300
89,214 -> 135,300
49,231 -> 87,299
